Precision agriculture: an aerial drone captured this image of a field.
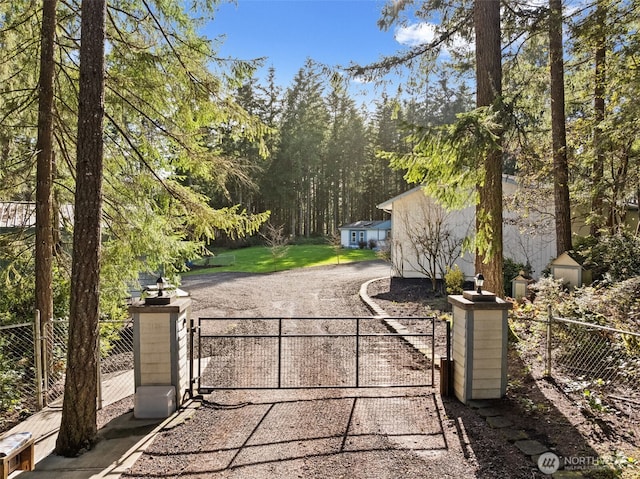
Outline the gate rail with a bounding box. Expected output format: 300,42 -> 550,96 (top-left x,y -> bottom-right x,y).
191,316 -> 435,392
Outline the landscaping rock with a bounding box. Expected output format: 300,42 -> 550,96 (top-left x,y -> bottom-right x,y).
515,439 -> 548,456
486,416 -> 514,429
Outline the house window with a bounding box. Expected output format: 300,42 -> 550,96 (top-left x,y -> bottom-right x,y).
350,231 -> 357,244
359,231 -> 365,243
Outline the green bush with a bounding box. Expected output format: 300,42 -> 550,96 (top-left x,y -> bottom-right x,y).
575,230 -> 640,282
528,276 -> 567,312
0,238 -> 71,326
376,244 -> 391,262
0,339 -> 21,413
445,265 -> 465,295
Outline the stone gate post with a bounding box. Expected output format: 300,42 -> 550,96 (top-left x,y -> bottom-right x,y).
447,289 -> 512,404
129,296 -> 191,418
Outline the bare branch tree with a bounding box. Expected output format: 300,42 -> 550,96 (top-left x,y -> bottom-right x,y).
396,200 -> 467,292
327,230 -> 342,264
260,222 -> 290,272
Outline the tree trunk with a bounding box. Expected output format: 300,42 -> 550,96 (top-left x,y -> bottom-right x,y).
474,0 -> 504,296
591,0 -> 606,235
35,0 -> 57,356
549,0 -> 572,254
55,0 -> 106,457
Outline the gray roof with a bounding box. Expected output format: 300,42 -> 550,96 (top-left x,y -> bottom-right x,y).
339,220 -> 391,230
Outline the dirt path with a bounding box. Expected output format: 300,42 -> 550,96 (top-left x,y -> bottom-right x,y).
123,261 -> 541,478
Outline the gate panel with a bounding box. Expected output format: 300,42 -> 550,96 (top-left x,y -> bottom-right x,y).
192,317 -> 435,392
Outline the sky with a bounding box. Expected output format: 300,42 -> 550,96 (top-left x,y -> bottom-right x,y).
203,0 -> 434,103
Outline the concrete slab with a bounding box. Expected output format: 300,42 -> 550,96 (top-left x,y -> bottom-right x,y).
10,405 -> 199,479
486,416 -> 513,429
5,359 -> 207,479
515,439 -> 548,456
501,429 -> 528,442
13,413 -> 159,478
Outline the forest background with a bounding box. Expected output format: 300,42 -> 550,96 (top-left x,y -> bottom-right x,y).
0,0 -> 638,326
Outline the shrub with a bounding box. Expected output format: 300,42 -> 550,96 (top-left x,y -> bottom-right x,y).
376,244 -> 391,262
528,276 -> 567,312
368,239 -> 377,249
0,340 -> 21,413
575,230 -> 640,282
445,265 -> 465,295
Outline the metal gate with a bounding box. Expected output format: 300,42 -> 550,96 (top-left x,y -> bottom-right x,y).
190,316 -> 435,392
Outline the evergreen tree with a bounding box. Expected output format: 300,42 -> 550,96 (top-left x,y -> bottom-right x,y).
34,0 -> 57,349
474,0 -> 504,295
0,1 -> 270,324
325,81 -> 367,231
549,0 -> 571,254
270,60 -> 329,236
56,0 -> 106,455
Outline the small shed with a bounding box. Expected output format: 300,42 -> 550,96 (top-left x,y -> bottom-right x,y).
511,271 -> 533,300
550,252 -> 592,289
338,220 -> 391,249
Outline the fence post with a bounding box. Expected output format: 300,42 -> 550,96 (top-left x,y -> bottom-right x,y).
277,318 -> 282,389
41,320 -> 50,407
189,317 -> 194,398
34,310 -> 43,410
355,317 -> 360,388
545,305 -> 552,377
97,329 -> 103,410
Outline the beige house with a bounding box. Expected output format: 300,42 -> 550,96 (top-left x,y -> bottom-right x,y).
376,177 -> 557,281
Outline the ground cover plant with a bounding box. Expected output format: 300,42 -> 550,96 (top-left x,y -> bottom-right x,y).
185,244 -> 378,274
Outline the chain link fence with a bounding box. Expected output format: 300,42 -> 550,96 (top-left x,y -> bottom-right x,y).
547,314 -> 640,415
511,310 -> 640,418
0,322 -> 37,431
0,316 -> 134,433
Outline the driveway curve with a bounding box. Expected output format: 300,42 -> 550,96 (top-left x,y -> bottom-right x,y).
181,260 -> 390,318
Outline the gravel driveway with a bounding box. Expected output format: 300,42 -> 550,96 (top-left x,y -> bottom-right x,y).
123,261 -> 539,478
181,260 -> 390,318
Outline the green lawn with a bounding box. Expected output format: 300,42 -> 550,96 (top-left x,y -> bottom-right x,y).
185,244 -> 379,275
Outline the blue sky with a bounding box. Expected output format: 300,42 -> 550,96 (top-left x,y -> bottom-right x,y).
204,0 -> 435,103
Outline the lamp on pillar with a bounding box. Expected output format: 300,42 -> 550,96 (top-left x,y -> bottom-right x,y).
145,276 -> 175,305
475,273 -> 484,294
463,272 -> 494,302
156,277 -> 167,297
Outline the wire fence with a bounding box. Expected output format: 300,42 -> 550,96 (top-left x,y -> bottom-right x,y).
547,314 -> 640,414
0,316 -> 135,434
511,310 -> 640,418
0,322 -> 37,429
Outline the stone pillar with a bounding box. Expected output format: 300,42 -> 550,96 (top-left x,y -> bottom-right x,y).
447,290 -> 512,404
129,297 -> 191,418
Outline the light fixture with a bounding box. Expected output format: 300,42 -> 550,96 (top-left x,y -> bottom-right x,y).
156,276 -> 167,297
475,273 -> 484,294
